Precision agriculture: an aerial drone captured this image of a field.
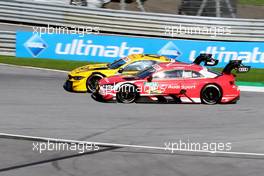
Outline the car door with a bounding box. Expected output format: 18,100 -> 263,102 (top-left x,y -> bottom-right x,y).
182,70 -> 204,97
121,60 -> 157,75
146,69 -> 184,95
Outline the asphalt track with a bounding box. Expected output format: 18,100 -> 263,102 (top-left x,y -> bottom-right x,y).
1,64 -> 264,176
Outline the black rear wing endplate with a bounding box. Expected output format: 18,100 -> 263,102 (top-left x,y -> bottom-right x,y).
222,60 -> 251,74
193,53 -> 219,66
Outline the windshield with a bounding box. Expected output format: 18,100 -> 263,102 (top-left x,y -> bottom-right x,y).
108,58 -> 127,69
136,66 -> 156,79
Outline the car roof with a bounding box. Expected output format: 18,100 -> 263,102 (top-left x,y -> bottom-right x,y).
127,54 -> 171,62
157,62 -> 204,72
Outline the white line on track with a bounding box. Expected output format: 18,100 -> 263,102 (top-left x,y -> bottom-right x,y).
0,63 -> 67,73
1,132 -> 264,157
1,63 -> 264,92
239,86 -> 264,93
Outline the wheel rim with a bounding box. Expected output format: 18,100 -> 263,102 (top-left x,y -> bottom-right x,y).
202,86 -> 221,104
118,85 -> 137,103
88,76 -> 101,92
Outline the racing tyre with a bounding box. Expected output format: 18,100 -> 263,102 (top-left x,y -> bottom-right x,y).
116,84 -> 138,104
86,74 -> 104,93
201,84 -> 222,105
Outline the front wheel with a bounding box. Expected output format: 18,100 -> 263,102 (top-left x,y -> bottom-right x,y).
201,84 -> 222,105
116,84 -> 138,104
86,74 -> 104,93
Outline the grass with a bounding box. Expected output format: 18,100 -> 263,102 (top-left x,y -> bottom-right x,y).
239,0 -> 264,5
0,55 -> 263,84
213,68 -> 264,84
0,55 -> 92,71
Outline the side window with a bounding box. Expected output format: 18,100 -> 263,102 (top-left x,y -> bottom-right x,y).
183,70 -> 203,78
153,70 -> 183,79
192,71 -> 203,78
183,70 -> 192,78
123,60 -> 156,71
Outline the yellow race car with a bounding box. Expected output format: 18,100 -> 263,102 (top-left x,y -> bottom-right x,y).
63,54 -> 172,92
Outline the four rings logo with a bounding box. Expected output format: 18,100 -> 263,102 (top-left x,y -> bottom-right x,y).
24,35 -> 48,57
238,66 -> 251,73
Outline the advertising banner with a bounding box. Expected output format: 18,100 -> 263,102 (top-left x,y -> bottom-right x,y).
16,32 -> 264,68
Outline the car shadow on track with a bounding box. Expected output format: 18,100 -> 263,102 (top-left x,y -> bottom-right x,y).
90,95 -> 232,105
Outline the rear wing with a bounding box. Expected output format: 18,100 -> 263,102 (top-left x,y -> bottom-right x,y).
222,60 -> 251,74
193,53 -> 219,66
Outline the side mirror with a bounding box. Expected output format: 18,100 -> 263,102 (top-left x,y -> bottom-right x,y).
118,68 -> 124,73
147,75 -> 153,82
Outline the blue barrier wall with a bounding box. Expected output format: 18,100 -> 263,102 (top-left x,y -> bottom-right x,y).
16,32 -> 264,68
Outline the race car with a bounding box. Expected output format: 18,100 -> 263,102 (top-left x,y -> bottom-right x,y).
63,54 -> 173,93
92,59 -> 250,104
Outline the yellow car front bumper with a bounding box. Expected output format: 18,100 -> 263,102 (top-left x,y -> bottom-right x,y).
63,77 -> 88,92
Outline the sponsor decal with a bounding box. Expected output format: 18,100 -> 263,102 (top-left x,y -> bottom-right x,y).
122,57 -> 130,62
168,85 -> 180,89
144,82 -> 159,87
158,41 -> 182,59
55,40 -> 144,58
189,46 -> 264,64
152,64 -> 162,71
24,35 -> 47,57
16,32 -> 264,67
144,82 -> 163,94
181,85 -> 196,89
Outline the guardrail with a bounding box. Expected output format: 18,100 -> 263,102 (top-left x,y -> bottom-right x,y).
0,0 -> 264,56
0,31 -> 15,56
1,0 -> 264,41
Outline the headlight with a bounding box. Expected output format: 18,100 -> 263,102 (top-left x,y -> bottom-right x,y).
72,76 -> 85,80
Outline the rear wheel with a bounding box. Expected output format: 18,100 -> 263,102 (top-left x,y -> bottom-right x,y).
116,84 -> 138,104
201,84 -> 222,105
86,74 -> 104,93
